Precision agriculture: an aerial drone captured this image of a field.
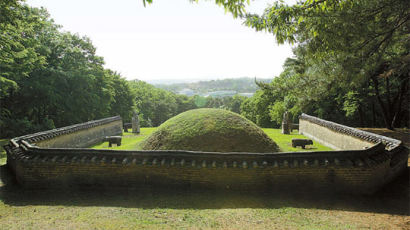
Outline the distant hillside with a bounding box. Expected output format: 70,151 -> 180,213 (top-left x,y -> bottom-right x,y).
154,77 -> 272,96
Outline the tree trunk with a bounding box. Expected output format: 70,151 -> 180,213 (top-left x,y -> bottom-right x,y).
371,75 -> 394,130
371,100 -> 376,127
391,78 -> 409,128
385,77 -> 392,120
358,105 -> 364,127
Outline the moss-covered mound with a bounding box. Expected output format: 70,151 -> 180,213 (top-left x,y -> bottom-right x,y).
140,108 -> 279,153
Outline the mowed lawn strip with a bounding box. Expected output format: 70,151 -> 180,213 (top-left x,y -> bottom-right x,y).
90,128 -> 156,150
262,128 -> 333,152
0,185 -> 407,230
91,127 -> 332,152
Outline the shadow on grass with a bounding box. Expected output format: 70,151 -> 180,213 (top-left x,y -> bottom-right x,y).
1,165 -> 408,216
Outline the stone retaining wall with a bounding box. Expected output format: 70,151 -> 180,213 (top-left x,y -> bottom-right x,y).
299,120 -> 371,150
4,114 -> 408,194
14,116 -> 122,148
35,122 -> 122,148
299,114 -> 401,150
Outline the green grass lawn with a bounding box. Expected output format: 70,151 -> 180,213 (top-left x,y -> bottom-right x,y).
262,129 -> 333,152
0,190 -> 360,229
0,172 -> 407,230
90,128 -> 156,150
91,128 -> 332,152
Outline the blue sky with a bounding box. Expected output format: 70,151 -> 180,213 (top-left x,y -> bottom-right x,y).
26,0 -> 293,81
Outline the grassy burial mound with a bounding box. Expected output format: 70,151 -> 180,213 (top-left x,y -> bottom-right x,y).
140,108 -> 279,152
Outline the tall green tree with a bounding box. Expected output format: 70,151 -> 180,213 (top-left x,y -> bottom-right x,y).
130,80 -> 198,127
106,70 -> 135,122
245,0 -> 409,129
0,3 -> 134,137
0,0 -> 46,99
144,0 -> 249,18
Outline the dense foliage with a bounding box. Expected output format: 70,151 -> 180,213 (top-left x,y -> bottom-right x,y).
129,80 -> 249,127
144,0 -> 249,18
155,77 -> 270,95
241,0 -> 409,129
129,80 -> 197,127
0,1 -> 134,137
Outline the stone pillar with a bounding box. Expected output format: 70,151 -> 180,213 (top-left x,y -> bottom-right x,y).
282,111 -> 290,134
132,111 -> 140,134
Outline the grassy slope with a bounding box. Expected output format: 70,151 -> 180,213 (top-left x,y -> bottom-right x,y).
0,130 -> 407,229
90,128 -> 156,150
140,108 -> 279,153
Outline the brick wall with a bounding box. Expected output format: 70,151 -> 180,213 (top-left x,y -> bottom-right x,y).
4,114 -> 408,194
14,159 -> 390,193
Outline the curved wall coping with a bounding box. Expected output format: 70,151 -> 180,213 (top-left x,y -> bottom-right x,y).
9,141 -> 388,169
6,114 -> 401,167
8,129 -> 390,170
5,113 -> 408,193
299,114 -> 402,150
22,141 -> 384,159
10,116 -> 122,147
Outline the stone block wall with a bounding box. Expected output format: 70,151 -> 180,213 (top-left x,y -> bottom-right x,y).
7,143 -> 393,193
299,114 -> 401,150
17,116 -> 122,148
299,120 -> 371,150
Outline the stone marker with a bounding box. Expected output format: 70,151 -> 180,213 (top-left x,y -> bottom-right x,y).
132,110 -> 140,134
282,111 -> 290,134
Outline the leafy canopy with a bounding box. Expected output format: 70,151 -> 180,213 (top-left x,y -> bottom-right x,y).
143,0 -> 250,18
243,0 -> 409,129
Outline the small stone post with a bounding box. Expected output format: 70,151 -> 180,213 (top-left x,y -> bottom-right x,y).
132,111 -> 140,134
282,111 -> 290,134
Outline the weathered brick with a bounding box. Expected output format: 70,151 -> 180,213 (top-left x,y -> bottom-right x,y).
4,115 -> 408,194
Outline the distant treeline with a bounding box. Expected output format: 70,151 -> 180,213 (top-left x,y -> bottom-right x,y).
154,77 -> 271,95
129,80 -> 247,127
